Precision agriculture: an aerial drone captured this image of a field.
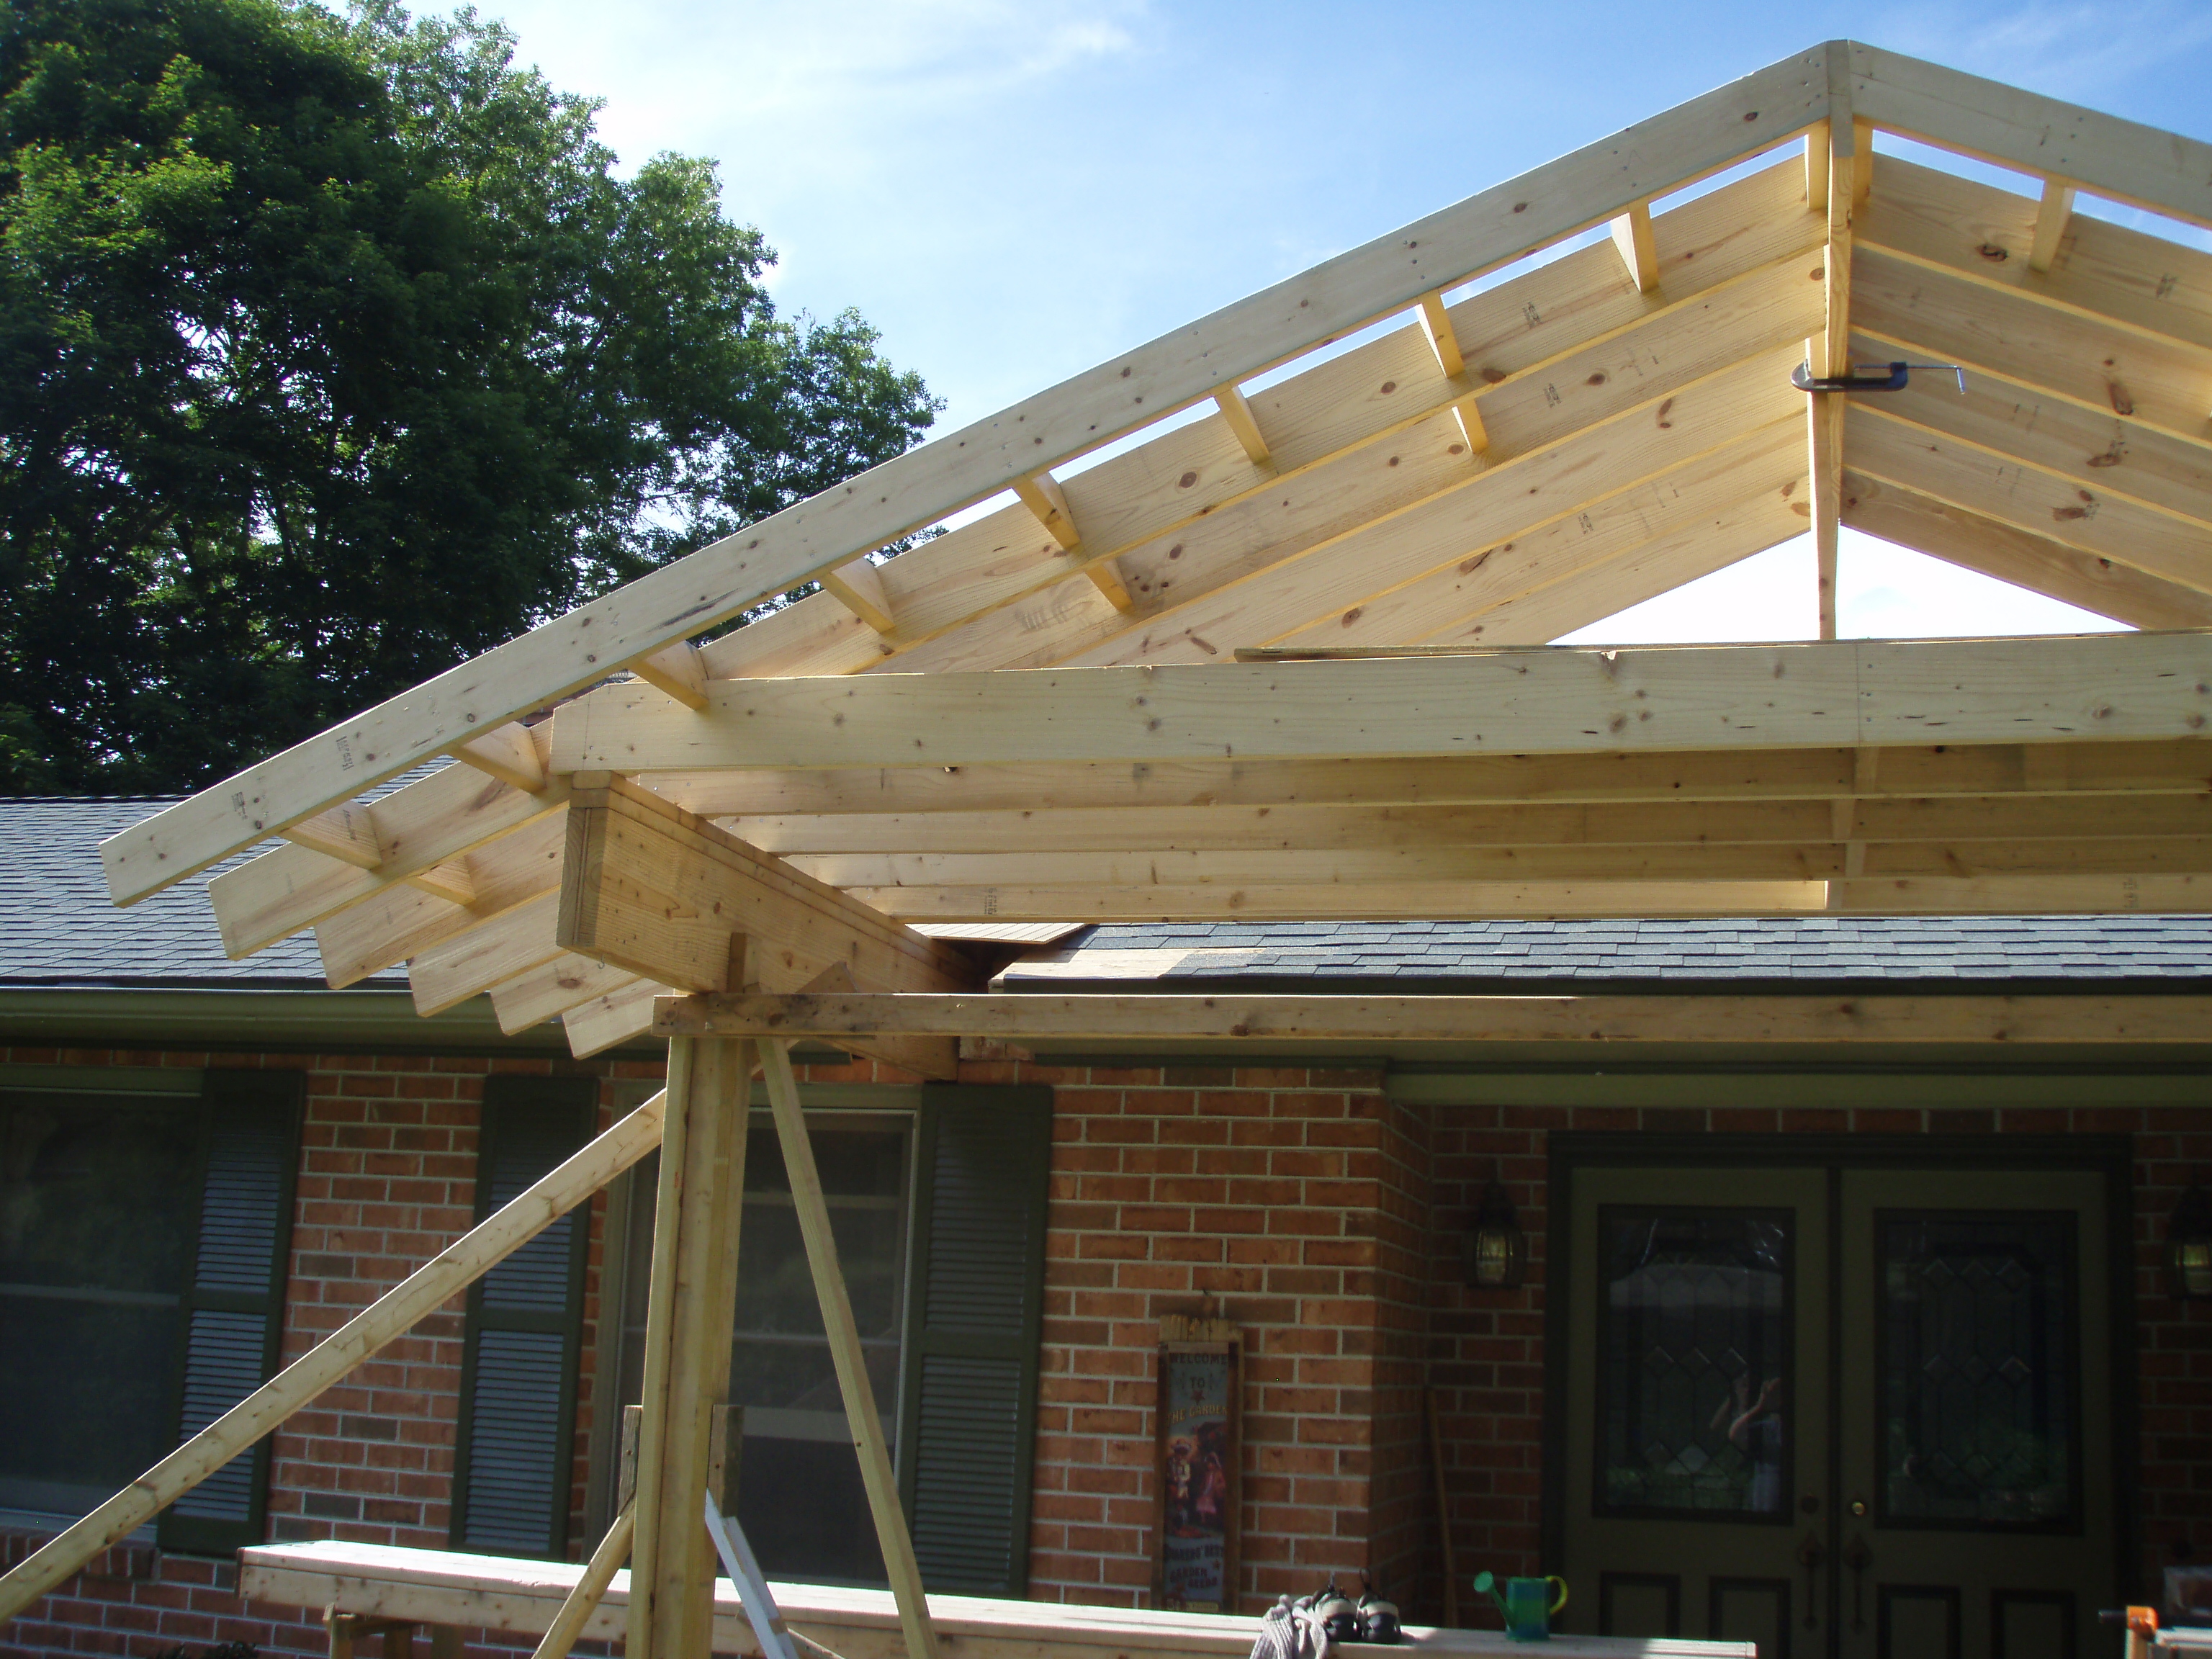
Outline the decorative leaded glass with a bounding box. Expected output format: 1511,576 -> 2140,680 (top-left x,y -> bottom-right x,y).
1877,1211 -> 2078,1529
1596,1208 -> 1792,1519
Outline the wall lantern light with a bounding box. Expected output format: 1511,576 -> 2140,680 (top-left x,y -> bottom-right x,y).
2171,1186 -> 2212,1300
1465,1181 -> 1528,1291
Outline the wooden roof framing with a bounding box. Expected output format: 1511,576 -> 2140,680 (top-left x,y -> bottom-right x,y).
94,40 -> 2212,1060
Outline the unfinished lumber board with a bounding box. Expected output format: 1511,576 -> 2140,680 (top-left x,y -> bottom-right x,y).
649,739 -> 2212,821
1852,249 -> 2212,445
314,814 -> 567,989
553,634 -> 2212,775
557,774 -> 977,998
531,1503 -> 633,1659
1840,471 -> 2212,631
760,1043 -> 937,1659
1212,382 -> 1272,467
680,161 -> 1827,687
99,49 -> 1838,912
1855,157 -> 2212,358
822,559 -> 898,634
0,1094 -> 667,1627
1849,42 -> 2212,232
1846,404 -> 2212,595
564,977 -> 675,1059
656,990 -> 2212,1046
631,1039 -> 748,1659
213,759 -> 570,960
491,953 -> 639,1033
283,804 -> 387,869
629,643 -> 711,710
1610,202 -> 1660,292
409,893 -> 565,1018
451,724 -> 549,793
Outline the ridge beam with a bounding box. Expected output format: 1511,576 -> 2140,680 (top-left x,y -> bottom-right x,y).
2028,176 -> 2076,274
1610,202 -> 1661,292
819,557 -> 897,634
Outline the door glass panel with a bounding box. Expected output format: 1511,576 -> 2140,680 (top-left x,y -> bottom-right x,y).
1596,1208 -> 1794,1519
1876,1210 -> 2078,1529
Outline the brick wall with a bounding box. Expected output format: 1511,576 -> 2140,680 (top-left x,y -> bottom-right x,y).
1012,1059 -> 1418,1614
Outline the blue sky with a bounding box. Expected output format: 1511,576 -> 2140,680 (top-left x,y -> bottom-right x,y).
459,0 -> 2212,644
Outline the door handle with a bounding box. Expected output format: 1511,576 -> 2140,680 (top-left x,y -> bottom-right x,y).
1797,1531 -> 1825,1629
1844,1534 -> 1871,1632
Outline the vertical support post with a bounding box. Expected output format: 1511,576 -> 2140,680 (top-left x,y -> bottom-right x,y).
758,1040 -> 939,1659
1809,47 -> 1856,642
627,1035 -> 753,1659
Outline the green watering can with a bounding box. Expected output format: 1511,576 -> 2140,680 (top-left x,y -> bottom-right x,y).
1475,1572 -> 1570,1642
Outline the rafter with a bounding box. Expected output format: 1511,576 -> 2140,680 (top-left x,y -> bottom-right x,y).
1853,249 -> 2212,446
1846,404 -> 2212,595
1856,157 -> 2212,359
819,558 -> 897,634
628,642 -> 710,710
1842,470 -> 2212,630
450,723 -> 549,793
1609,202 -> 1660,292
410,893 -> 563,1017
1212,382 -> 1272,468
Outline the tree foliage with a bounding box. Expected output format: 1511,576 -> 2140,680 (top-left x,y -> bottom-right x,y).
0,0 -> 939,791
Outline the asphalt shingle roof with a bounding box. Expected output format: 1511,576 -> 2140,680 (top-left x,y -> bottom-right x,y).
6,798 -> 2210,992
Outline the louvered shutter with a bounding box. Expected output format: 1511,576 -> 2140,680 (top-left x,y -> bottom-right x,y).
451,1077 -> 595,1558
896,1086 -> 1052,1595
158,1069 -> 304,1555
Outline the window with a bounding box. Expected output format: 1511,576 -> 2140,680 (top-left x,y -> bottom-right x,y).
608,1084 -> 1049,1594
451,1077 -> 596,1559
0,1067 -> 302,1551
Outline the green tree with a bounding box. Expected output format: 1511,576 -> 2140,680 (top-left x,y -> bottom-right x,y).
0,0 -> 939,793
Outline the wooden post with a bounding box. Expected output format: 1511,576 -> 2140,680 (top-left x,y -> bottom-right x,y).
628,1035 -> 752,1659
529,1503 -> 634,1659
759,1040 -> 939,1659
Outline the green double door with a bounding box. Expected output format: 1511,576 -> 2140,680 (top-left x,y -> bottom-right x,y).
1556,1145 -> 2123,1659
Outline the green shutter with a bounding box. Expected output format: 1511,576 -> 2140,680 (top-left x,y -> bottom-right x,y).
897,1085 -> 1052,1596
451,1076 -> 595,1559
158,1069 -> 305,1555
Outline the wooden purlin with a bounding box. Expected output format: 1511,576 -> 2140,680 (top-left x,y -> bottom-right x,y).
551,634 -> 2212,775
1840,472 -> 2212,631
653,989 -> 2212,1046
99,47 -> 1831,907
644,738 -> 2212,819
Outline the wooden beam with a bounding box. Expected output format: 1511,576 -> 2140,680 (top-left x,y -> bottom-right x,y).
1012,471 -> 1081,552
530,1503 -> 633,1659
629,1039 -> 748,1659
554,634 -> 2212,775
1853,247 -> 2212,446
1849,41 -> 2212,232
1084,555 -> 1137,612
314,814 -> 567,989
1609,202 -> 1660,292
283,805 -> 387,870
0,1094 -> 667,1626
759,1043 -> 938,1659
99,53 -> 1830,906
491,952 -> 637,1034
1212,382 -> 1272,467
1840,469 -> 2212,631
409,892 -> 562,1017
451,723 -> 549,793
557,773 -> 977,999
2028,176 -> 2076,275
630,643 -> 711,711
1416,289 -> 1466,375
564,976 -> 673,1059
1810,58 -> 1856,641
710,166 -> 1826,685
647,739 -> 2212,820
1845,403 -> 2212,597
655,990 -> 2212,1046
1856,156 -> 2212,359
212,763 -> 570,961
821,559 -> 898,634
